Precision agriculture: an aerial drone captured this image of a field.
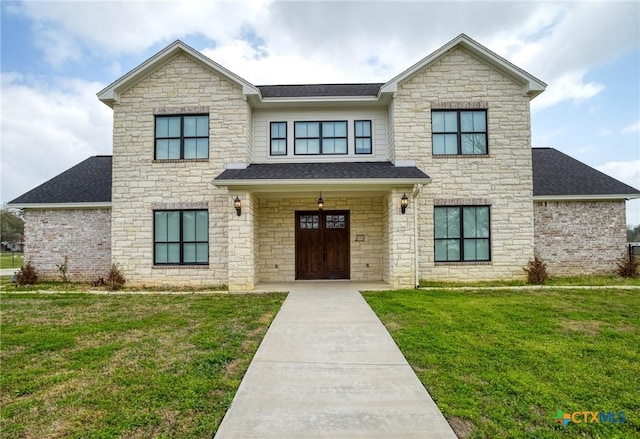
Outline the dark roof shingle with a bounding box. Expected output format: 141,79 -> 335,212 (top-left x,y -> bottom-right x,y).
9,156 -> 112,205
257,83 -> 383,98
532,148 -> 640,197
214,161 -> 429,181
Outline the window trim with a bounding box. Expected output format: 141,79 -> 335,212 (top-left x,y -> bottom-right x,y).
431,109 -> 488,156
354,120 -> 373,155
154,114 -> 209,160
294,120 -> 348,155
433,205 -> 491,262
153,209 -> 209,266
269,121 -> 288,156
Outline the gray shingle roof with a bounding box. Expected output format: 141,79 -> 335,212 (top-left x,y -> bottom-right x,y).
532,148 -> 640,197
214,161 -> 429,181
9,149 -> 639,206
9,156 -> 112,205
257,83 -> 383,98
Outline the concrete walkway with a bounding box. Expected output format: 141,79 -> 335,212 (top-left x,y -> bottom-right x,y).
214,281 -> 457,439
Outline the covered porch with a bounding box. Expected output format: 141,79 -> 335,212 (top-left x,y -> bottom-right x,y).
214,162 -> 429,291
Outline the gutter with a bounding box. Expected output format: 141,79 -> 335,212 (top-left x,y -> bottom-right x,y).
413,184 -> 422,289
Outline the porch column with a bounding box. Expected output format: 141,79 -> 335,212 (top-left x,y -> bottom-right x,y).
227,191 -> 256,291
387,188 -> 415,289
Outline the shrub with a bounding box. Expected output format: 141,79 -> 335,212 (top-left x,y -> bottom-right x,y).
616,253 -> 639,278
16,261 -> 38,286
56,255 -> 69,282
106,264 -> 126,291
524,254 -> 548,285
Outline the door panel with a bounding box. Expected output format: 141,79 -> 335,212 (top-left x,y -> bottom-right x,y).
295,211 -> 350,280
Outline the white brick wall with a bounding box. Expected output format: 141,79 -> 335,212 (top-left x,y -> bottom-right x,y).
23,209 -> 111,281
534,201 -> 628,275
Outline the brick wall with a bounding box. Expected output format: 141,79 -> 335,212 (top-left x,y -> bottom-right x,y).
23,209 -> 111,281
534,200 -> 628,275
391,47 -> 535,281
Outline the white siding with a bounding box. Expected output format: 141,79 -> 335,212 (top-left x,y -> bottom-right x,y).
252,108 -> 389,163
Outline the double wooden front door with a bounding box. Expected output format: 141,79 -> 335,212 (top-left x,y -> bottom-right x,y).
295,210 -> 350,280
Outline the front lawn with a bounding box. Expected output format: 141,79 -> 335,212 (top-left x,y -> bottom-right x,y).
364,288 -> 640,438
0,251 -> 23,269
0,292 -> 285,438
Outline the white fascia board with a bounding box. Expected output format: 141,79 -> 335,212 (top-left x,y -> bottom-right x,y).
7,202 -> 112,209
533,194 -> 640,202
214,177 -> 430,191
380,34 -> 547,98
97,40 -> 259,107
257,96 -> 381,106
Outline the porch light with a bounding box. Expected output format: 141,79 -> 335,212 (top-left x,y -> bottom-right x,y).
317,193 -> 324,211
234,196 -> 242,216
401,193 -> 409,214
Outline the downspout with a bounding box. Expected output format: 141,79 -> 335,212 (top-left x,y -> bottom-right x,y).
413,184 -> 422,288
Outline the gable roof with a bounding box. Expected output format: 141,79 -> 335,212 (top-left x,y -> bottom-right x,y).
257,84 -> 383,98
381,34 -> 547,98
8,156 -> 112,208
97,40 -> 260,107
532,148 -> 640,199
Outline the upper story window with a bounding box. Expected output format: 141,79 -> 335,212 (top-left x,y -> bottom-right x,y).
294,121 -> 347,155
354,120 -> 372,154
270,122 -> 287,156
155,115 -> 209,160
154,210 -> 208,265
432,110 -> 487,155
434,206 -> 490,262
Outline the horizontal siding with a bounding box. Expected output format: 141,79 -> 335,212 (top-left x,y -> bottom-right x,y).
252,108 -> 388,163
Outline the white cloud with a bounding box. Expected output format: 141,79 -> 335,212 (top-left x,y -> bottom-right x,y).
531,71 -> 605,111
622,122 -> 640,133
0,73 -> 112,203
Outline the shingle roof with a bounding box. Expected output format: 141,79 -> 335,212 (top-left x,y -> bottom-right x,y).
257,83 -> 383,98
532,148 -> 640,197
9,149 -> 639,206
9,156 -> 112,205
214,161 -> 429,181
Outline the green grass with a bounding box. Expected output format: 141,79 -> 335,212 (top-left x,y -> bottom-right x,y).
363,288 -> 640,438
420,274 -> 640,288
1,291 -> 286,438
0,251 -> 23,269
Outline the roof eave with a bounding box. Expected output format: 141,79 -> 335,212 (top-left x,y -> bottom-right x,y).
97,40 -> 260,108
533,194 -> 640,202
7,202 -> 112,209
214,177 -> 431,191
381,33 -> 547,99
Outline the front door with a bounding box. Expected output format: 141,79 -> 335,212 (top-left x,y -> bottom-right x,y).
295,210 -> 350,280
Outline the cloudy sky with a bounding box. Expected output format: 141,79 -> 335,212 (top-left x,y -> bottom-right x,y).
1,0 -> 639,224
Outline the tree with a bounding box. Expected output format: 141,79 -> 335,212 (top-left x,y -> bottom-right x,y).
0,205 -> 24,245
628,224 -> 640,242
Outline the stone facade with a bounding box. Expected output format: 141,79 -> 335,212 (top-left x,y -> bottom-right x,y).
534,201 -> 628,275
23,209 -> 111,281
110,53 -> 249,287
392,47 -> 535,281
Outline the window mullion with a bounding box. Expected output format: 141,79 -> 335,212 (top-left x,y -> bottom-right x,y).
456,111 -> 462,155
459,206 -> 464,261
180,116 -> 185,159
319,122 -> 323,154
179,211 -> 184,265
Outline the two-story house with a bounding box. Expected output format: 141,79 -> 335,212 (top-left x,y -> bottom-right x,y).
10,34 -> 640,290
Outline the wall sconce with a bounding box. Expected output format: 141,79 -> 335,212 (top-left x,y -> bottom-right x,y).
234,196 -> 242,216
401,193 -> 409,214
317,193 -> 324,211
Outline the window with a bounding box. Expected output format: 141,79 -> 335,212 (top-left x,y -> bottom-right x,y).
354,120 -> 372,154
434,206 -> 490,262
155,115 -> 209,159
432,110 -> 487,155
154,210 -> 208,265
294,121 -> 347,155
270,122 -> 287,156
